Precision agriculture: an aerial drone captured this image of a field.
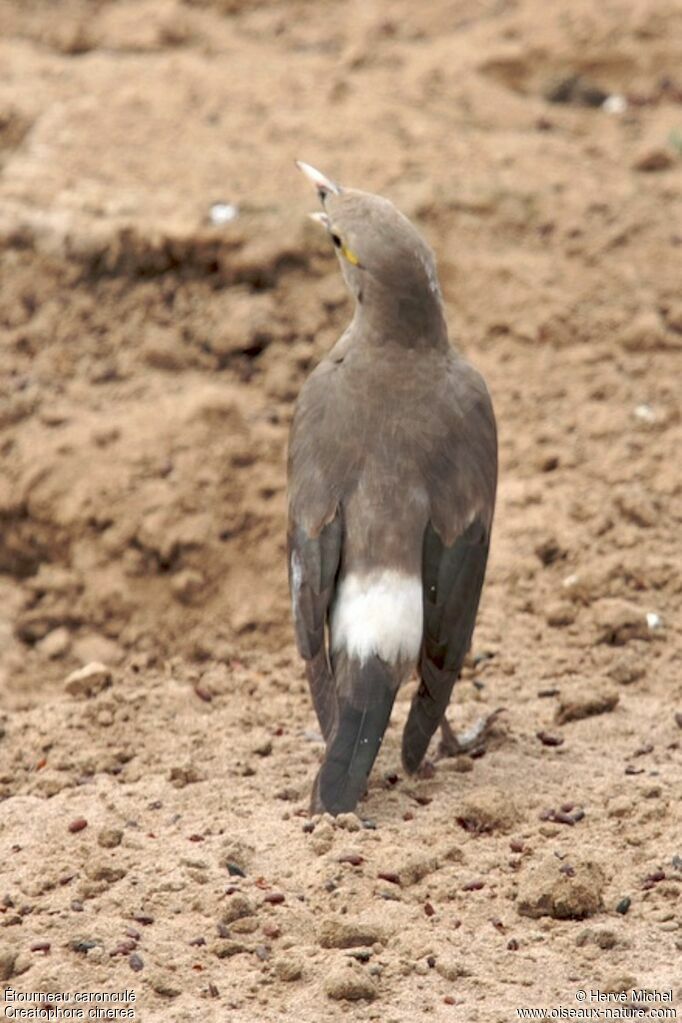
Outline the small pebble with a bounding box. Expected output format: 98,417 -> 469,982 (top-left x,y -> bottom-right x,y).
68,818 -> 88,834
209,202 -> 239,226
537,731 -> 564,747
129,952 -> 144,972
462,879 -> 485,892
602,93 -> 627,114
616,897 -> 631,915
377,871 -> 400,885
263,892 -> 285,905
633,148 -> 674,172
71,939 -> 98,953
633,403 -> 657,423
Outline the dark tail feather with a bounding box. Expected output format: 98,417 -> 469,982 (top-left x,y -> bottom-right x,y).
401,661 -> 456,774
312,655 -> 397,815
402,523 -> 489,774
304,648 -> 337,742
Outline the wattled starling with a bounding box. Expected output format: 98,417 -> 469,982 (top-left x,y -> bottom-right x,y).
288,162 -> 498,814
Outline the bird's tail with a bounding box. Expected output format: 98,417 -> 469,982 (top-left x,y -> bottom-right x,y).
401,659 -> 457,774
311,652 -> 397,815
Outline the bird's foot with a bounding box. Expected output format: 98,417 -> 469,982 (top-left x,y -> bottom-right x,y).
438,708 -> 505,758
417,757 -> 436,780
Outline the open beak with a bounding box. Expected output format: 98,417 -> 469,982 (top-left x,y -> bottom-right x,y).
295,160 -> 342,201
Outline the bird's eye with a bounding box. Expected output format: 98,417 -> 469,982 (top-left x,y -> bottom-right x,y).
330,233 -> 342,249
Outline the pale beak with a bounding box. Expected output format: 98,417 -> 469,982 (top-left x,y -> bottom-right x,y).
295,160 -> 342,200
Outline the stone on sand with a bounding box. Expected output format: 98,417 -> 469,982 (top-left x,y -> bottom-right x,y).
65,662 -> 112,698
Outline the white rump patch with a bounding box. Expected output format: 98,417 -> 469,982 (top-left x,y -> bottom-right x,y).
331,570 -> 423,665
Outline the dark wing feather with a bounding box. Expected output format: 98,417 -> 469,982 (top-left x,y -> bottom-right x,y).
402,519 -> 489,772
288,517 -> 342,740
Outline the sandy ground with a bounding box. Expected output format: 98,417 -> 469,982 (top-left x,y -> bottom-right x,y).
0,0 -> 681,1020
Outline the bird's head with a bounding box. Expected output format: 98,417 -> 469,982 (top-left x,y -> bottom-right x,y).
296,160 -> 446,343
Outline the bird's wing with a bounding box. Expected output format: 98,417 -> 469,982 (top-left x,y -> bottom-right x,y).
287,359 -> 352,740
287,517 -> 342,740
402,360 -> 497,773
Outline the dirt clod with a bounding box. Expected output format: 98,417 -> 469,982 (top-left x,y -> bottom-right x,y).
456,786 -> 520,834
275,956 -> 303,981
324,962 -> 378,1002
220,894 -> 254,924
97,828 -> 123,849
556,687 -> 619,724
319,917 -> 387,949
517,857 -> 605,920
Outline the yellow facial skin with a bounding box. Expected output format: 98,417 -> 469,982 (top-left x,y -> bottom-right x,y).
341,244 -> 360,266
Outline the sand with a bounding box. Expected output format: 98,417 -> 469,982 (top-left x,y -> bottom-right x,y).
0,0 -> 680,1019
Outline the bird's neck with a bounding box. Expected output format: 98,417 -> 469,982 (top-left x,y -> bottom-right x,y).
350,288 -> 449,350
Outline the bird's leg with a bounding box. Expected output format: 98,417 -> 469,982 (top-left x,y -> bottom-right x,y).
438,708 -> 505,757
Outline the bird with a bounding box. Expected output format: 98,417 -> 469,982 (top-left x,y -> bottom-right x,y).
288,161 -> 498,815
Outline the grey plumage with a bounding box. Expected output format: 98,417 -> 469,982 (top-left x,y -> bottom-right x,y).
288,163 -> 497,814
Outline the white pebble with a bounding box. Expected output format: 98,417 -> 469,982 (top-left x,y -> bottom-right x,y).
645,612 -> 664,631
633,404 -> 657,423
602,94 -> 627,115
209,202 -> 239,225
